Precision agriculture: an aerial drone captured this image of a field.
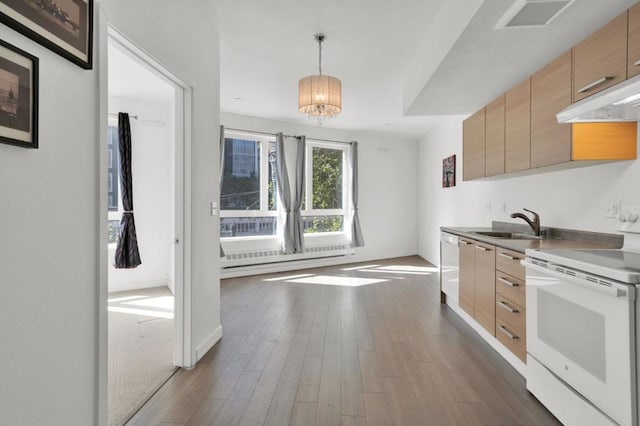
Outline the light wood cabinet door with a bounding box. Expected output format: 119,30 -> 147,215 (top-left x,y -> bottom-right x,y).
474,242 -> 495,335
573,11 -> 627,102
458,238 -> 475,317
505,78 -> 531,173
485,95 -> 505,177
628,3 -> 640,78
531,51 -> 572,168
463,108 -> 485,181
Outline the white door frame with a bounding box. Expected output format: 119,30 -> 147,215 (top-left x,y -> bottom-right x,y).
106,26 -> 193,367
97,16 -> 194,424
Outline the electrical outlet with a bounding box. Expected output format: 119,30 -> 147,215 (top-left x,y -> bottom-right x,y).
605,201 -> 621,219
485,201 -> 492,213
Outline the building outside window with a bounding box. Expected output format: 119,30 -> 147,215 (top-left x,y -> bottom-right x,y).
220,132 -> 278,238
107,123 -> 122,244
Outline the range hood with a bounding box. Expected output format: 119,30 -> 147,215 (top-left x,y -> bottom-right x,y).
557,73 -> 640,123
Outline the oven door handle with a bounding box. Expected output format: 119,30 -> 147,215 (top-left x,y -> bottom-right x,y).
522,260 -> 627,298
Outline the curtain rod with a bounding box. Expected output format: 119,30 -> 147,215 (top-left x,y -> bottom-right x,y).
108,112 -> 139,120
224,126 -> 352,145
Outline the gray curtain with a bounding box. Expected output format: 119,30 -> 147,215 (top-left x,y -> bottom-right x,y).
219,125 -> 226,257
291,136 -> 306,253
350,141 -> 365,247
275,133 -> 294,254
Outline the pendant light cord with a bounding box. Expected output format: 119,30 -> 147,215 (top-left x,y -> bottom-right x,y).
318,38 -> 323,76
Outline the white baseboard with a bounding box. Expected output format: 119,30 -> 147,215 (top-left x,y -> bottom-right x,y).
446,299 -> 527,377
221,251 -> 421,279
195,324 -> 223,363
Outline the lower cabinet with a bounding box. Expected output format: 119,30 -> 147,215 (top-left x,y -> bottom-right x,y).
474,242 -> 496,334
458,239 -> 527,362
458,238 -> 496,335
459,238 -> 476,316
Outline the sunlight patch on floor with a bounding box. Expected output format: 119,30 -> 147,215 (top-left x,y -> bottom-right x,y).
124,296 -> 174,310
284,274 -> 388,287
108,306 -> 174,319
263,273 -> 315,282
341,264 -> 381,271
359,265 -> 437,275
108,295 -> 146,303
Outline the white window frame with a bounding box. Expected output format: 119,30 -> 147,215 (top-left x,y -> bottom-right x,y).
303,140 -> 351,237
220,131 -> 278,240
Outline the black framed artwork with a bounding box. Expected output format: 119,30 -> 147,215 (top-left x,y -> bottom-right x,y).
0,39 -> 38,148
0,0 -> 93,69
442,154 -> 456,188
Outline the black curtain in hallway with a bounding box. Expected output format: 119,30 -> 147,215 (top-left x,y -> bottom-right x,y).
114,112 -> 142,269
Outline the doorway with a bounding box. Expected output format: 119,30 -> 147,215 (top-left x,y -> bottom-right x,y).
106,27 -> 191,425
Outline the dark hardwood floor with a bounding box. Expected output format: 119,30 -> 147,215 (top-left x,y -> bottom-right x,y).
128,256 -> 559,425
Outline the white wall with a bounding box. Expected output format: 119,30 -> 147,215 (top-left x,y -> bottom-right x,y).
107,96 -> 173,293
0,23 -> 100,426
418,115 -> 640,265
101,0 -> 221,366
221,113 -> 419,264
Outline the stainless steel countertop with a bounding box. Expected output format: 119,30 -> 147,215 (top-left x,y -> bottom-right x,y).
441,225 -> 622,254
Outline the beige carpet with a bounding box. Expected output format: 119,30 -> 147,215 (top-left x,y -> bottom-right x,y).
108,286 -> 177,426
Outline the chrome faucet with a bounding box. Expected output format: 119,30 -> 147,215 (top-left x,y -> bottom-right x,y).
510,208 -> 541,236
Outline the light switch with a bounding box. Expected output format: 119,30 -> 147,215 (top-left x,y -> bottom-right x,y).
210,201 -> 218,216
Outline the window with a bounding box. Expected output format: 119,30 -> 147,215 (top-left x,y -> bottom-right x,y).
107,122 -> 121,244
303,141 -> 349,234
220,132 -> 278,238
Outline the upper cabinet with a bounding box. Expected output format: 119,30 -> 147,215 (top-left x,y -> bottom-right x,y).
463,108 -> 486,181
505,78 -> 531,173
463,4 -> 639,182
573,11 -> 628,102
485,95 -> 505,177
628,3 -> 640,79
531,51 -> 572,168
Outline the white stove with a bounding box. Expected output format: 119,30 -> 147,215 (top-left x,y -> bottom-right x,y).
524,221 -> 640,426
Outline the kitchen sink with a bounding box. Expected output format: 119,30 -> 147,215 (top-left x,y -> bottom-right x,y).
472,231 -> 542,240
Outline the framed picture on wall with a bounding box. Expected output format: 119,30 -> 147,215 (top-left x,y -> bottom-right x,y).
0,39 -> 38,148
0,0 -> 93,69
442,154 -> 456,188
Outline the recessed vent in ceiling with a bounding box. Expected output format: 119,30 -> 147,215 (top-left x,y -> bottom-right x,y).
495,0 -> 574,29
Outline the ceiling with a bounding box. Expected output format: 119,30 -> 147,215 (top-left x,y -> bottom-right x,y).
214,0 -> 638,138
108,43 -> 174,104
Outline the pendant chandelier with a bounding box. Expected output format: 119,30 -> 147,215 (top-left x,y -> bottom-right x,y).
298,34 -> 342,125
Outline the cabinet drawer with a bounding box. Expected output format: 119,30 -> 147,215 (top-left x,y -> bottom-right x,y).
496,321 -> 526,363
495,273 -> 525,307
496,247 -> 525,280
496,295 -> 526,336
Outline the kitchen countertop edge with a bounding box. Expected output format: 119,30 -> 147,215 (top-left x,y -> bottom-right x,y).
441,226 -> 622,254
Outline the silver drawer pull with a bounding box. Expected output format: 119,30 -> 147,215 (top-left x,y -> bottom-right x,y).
498,252 -> 520,261
498,325 -> 518,340
634,60 -> 640,67
459,240 -> 472,246
498,276 -> 519,287
498,301 -> 518,313
475,245 -> 491,252
577,76 -> 614,94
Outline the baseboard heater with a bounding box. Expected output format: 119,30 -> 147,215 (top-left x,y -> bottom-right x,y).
221,244 -> 353,269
